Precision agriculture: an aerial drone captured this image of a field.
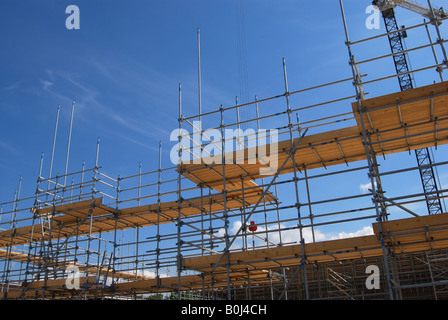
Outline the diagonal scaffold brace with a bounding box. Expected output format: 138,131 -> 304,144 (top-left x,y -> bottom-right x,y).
204,127 -> 309,277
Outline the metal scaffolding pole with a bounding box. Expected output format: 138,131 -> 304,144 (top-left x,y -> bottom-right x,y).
177,83 -> 183,300
156,141 -> 162,296
219,104 -> 232,300
47,105 -> 60,202
339,0 -> 395,300
281,57 -> 309,300
64,100 -> 75,193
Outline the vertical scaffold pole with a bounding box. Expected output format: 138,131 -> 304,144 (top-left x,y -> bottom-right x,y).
201,186 -> 205,255
240,176 -> 248,251
339,0 -> 394,300
24,153 -> 45,285
136,162 -> 141,283
236,96 -> 242,150
63,100 -> 75,200
47,105 -> 60,203
86,137 -> 101,299
197,28 -> 202,121
208,188 -> 213,254
177,83 -> 183,300
282,57 -> 309,300
304,165 -> 316,243
255,95 -> 269,247
427,0 -> 448,67
220,104 -> 232,300
80,160 -> 85,200
95,138 -> 100,173
2,176 -> 22,299
197,27 -> 204,164
197,37 -> 205,256
111,200 -> 118,300
156,141 -> 162,296
111,170 -> 121,299
138,161 -> 142,206
424,19 -> 444,82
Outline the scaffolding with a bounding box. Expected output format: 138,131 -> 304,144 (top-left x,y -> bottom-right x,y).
1,0 -> 448,300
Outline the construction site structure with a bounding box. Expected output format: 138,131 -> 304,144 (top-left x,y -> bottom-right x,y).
1,0 -> 448,300
374,0 -> 446,20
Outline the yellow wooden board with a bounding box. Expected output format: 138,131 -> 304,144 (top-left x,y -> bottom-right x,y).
182,213 -> 448,272
113,270 -> 276,294
352,81 -> 448,155
0,190 -> 276,247
181,82 -> 448,187
0,248 -> 152,282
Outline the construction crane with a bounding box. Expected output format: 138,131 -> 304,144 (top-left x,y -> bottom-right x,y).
372,0 -> 446,215
374,0 -> 446,20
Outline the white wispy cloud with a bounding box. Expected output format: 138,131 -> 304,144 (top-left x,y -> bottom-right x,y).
0,138 -> 19,155
220,220 -> 374,251
360,181 -> 377,194
2,80 -> 23,91
36,68 -> 171,148
329,226 -> 374,240
40,79 -> 54,90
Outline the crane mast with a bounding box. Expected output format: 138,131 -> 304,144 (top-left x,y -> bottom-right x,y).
372,0 -> 444,215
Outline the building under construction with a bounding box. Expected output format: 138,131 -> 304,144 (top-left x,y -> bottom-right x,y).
1,0 -> 448,300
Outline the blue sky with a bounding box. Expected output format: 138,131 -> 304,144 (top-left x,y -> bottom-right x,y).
0,0 -> 349,199
1,0 -> 447,243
